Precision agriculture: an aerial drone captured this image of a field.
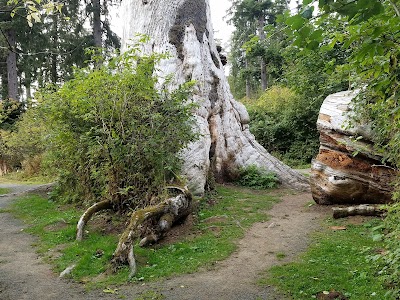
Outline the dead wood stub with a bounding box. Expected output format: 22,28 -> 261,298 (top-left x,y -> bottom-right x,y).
76,199 -> 113,241
110,188 -> 192,277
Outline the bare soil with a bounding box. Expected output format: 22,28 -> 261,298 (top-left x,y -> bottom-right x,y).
0,183 -> 330,300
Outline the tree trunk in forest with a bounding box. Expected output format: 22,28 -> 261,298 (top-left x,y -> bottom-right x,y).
121,0 -> 309,195
258,14 -> 267,91
93,0 -> 102,48
51,14 -> 59,85
6,29 -> 18,101
245,57 -> 251,98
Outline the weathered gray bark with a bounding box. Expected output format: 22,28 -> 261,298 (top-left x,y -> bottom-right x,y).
121,0 -> 309,195
6,29 -> 18,101
311,91 -> 398,205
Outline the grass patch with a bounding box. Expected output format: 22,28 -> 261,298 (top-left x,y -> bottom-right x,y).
9,184 -> 278,287
259,218 -> 390,299
276,252 -> 286,260
0,187 -> 11,195
0,172 -> 54,184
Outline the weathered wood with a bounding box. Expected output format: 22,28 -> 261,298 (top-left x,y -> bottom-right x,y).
120,0 -> 309,195
76,200 -> 113,241
310,91 -> 398,205
111,187 -> 192,277
332,205 -> 386,219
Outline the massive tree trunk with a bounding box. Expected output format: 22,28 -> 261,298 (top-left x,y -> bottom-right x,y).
121,0 -> 308,195
6,29 -> 18,101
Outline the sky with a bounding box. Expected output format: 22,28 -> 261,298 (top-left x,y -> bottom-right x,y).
209,0 -> 235,47
111,1 -> 234,47
111,1 -> 297,49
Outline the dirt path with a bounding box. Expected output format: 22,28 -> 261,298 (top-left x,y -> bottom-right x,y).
0,184 -> 111,300
0,184 -> 329,300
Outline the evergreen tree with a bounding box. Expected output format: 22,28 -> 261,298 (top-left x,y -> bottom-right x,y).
228,0 -> 289,98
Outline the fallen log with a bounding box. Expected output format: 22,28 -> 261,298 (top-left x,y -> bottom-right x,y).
332,205 -> 387,219
110,187 -> 192,277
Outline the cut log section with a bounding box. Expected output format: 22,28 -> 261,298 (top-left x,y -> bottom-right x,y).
310,91 -> 398,205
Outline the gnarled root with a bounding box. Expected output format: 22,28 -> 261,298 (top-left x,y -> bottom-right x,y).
111,187 -> 192,277
76,200 -> 113,241
332,204 -> 387,219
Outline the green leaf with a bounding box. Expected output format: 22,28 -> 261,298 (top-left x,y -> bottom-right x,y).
286,15 -> 305,30
303,0 -> 314,5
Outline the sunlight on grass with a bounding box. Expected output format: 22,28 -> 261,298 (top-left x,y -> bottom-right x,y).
0,171 -> 54,184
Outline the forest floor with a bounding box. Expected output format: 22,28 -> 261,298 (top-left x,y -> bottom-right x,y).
0,181 -> 331,300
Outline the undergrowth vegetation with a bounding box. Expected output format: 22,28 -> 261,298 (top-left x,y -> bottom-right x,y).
8,185 -> 277,286
235,165 -> 279,189
261,218 -> 391,299
245,85 -> 328,168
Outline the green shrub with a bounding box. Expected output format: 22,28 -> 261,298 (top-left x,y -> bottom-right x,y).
4,104 -> 48,173
374,196 -> 400,298
235,165 -> 278,189
247,86 -> 320,167
39,43 -> 197,206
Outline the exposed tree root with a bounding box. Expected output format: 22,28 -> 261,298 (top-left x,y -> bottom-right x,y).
76,200 -> 113,241
332,205 -> 387,219
111,187 -> 192,277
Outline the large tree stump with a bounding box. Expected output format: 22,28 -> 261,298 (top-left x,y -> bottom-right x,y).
310,91 -> 398,205
120,0 -> 309,195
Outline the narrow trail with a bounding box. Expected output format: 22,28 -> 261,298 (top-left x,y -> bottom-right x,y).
123,190 -> 330,300
0,184 -> 329,300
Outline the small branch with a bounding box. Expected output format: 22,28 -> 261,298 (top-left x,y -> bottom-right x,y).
389,0 -> 400,18
371,164 -> 397,171
332,205 -> 386,219
76,200 -> 113,241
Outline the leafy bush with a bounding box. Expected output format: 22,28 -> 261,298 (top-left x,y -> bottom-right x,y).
246,86 -> 320,167
235,165 -> 278,189
374,196 -> 400,298
39,44 -> 197,206
4,104 -> 48,174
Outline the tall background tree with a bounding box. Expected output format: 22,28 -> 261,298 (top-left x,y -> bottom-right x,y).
228,0 -> 288,98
